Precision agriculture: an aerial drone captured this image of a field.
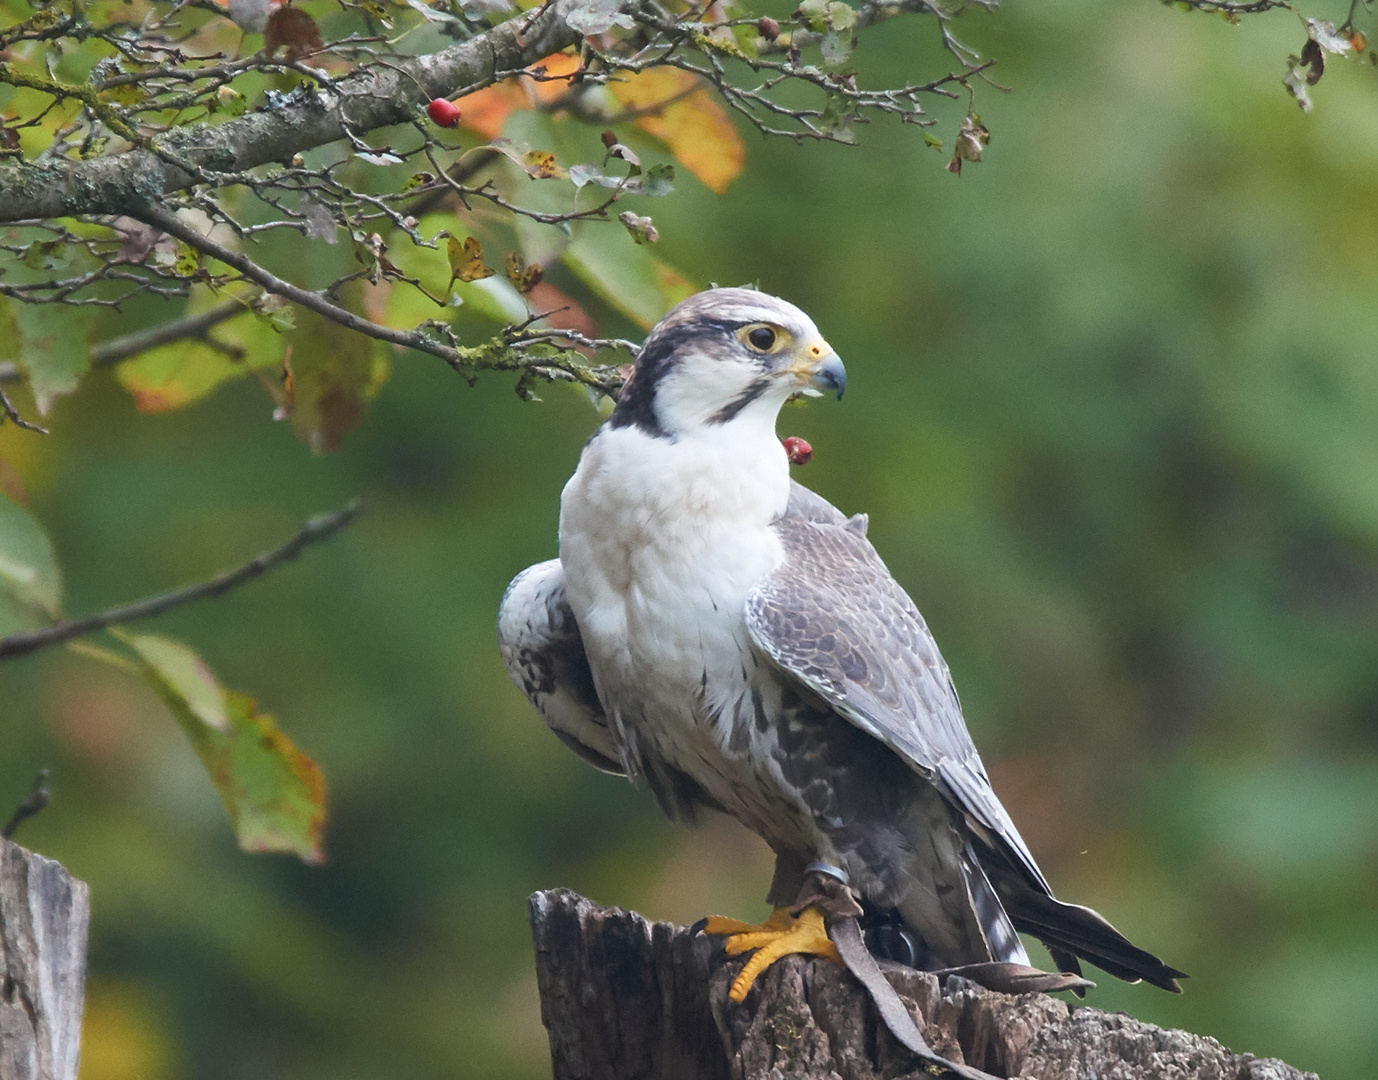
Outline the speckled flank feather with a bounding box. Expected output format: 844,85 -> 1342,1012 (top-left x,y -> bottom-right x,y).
497,560 -> 624,775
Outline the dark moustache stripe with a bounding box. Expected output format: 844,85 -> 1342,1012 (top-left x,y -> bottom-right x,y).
708,376 -> 771,424
608,317 -> 745,438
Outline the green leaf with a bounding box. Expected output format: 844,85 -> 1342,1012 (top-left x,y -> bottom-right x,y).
563,222 -> 695,330
214,85 -> 248,116
636,162 -> 675,198
125,632 -> 230,732
826,1 -> 857,33
282,299 -> 391,453
819,94 -> 859,143
15,301 -> 95,414
173,243 -> 202,278
116,292 -> 283,413
22,241 -> 60,270
101,82 -> 145,107
255,295 -> 297,334
0,492 -> 62,637
795,0 -> 829,32
126,632 -> 327,864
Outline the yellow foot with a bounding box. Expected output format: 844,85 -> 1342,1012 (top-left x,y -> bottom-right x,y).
701,906 -> 843,1002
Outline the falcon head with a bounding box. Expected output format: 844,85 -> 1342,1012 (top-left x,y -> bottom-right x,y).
609,287 -> 847,439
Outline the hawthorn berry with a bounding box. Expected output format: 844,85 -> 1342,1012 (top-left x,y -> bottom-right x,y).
427,99 -> 462,128
783,436 -> 813,465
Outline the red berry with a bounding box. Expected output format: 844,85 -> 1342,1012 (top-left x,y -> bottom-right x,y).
783,436 -> 813,465
427,99 -> 462,128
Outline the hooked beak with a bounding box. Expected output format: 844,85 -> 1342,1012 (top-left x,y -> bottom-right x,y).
811,353 -> 847,399
786,340 -> 848,400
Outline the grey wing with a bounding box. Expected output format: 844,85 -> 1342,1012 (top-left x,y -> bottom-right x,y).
746,487 -> 1187,992
745,482 -> 1051,896
498,559 -> 625,776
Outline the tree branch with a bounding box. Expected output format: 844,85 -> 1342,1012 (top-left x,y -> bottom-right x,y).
2,771 -> 51,841
89,297 -> 250,366
0,6 -> 582,223
0,297 -> 266,383
0,384 -> 48,433
127,205 -> 630,393
0,498 -> 365,662
132,203 -> 473,369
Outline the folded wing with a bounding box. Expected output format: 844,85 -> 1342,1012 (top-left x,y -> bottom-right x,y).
745,483 -> 1184,992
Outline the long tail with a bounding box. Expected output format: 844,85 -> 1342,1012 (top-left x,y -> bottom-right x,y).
970,840 -> 1186,994
1000,886 -> 1186,992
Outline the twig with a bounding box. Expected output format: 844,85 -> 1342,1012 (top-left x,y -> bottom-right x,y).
88,297 -> 250,366
131,206 -> 623,392
0,499 -> 366,662
131,204 -> 471,370
0,385 -> 48,433
2,770 -> 51,840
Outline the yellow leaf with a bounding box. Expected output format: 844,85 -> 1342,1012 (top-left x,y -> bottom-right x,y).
115,293 -> 282,413
609,67 -> 745,195
522,149 -> 565,179
447,235 -> 496,284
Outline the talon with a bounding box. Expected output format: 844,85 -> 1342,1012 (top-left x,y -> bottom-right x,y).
701,906 -> 843,1002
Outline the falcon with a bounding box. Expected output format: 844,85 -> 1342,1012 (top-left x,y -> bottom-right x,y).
499,287 -> 1184,1000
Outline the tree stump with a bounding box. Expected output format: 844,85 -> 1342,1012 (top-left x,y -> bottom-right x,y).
529,889 -> 1316,1080
1,837 -> 90,1080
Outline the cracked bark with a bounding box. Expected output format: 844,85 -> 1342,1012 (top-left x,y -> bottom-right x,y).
0,837 -> 89,1080
529,888 -> 1317,1080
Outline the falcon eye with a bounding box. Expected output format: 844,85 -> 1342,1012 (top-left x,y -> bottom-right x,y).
746,326 -> 777,352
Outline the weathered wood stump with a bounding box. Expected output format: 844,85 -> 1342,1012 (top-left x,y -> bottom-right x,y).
1,836 -> 90,1080
530,889 -> 1316,1080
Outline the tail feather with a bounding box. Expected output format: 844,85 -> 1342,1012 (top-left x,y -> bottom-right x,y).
971,837 -> 1187,993
1045,947 -> 1087,998
963,844 -> 1030,966
1005,891 -> 1186,993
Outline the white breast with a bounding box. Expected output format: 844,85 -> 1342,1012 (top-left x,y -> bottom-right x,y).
559,420 -> 790,783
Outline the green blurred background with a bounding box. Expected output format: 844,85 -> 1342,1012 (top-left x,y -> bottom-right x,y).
4,0 -> 1378,1076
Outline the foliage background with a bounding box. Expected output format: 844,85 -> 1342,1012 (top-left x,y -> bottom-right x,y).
4,1 -> 1378,1077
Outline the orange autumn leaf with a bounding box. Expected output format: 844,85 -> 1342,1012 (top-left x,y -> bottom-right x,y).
455,51 -> 584,139
454,82 -> 525,140
608,67 -> 744,195
527,282 -> 596,338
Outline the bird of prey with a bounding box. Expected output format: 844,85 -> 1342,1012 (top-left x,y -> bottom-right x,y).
499,287 -> 1184,1001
